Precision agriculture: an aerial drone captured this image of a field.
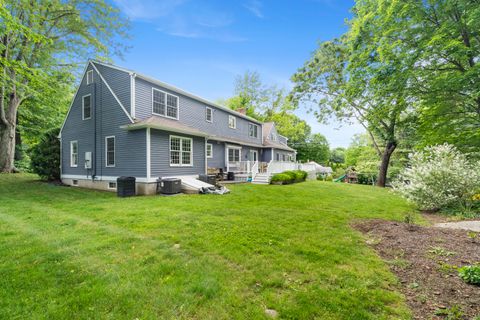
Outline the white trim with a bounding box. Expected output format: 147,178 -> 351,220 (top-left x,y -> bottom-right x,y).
108,181 -> 117,190
250,150 -> 258,162
105,136 -> 116,167
89,62 -> 134,123
248,122 -> 259,138
61,174 -> 157,183
146,128 -> 151,179
205,107 -> 213,123
70,140 -> 78,167
130,73 -> 136,118
86,70 -> 93,85
152,87 -> 179,120
89,59 -> 263,125
82,94 -> 92,120
228,115 -> 237,129
169,135 -> 193,167
226,146 -> 241,163
206,143 -> 213,158
60,63 -> 91,134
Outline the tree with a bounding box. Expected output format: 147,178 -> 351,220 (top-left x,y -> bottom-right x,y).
291,2 -> 414,187
30,127 -> 60,181
0,0 -> 129,173
329,147 -> 345,166
295,133 -> 330,165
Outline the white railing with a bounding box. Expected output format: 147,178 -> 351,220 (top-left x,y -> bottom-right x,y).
299,163 -> 317,172
267,161 -> 298,175
251,161 -> 259,180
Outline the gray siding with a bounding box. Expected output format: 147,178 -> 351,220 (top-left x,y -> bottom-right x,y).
94,63 -> 132,115
262,148 -> 273,162
150,129 -> 205,178
134,77 -> 262,145
207,140 -> 225,169
61,63 -> 146,179
273,149 -> 295,162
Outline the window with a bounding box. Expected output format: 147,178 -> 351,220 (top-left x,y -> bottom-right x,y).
228,148 -> 240,162
271,133 -> 277,141
105,136 -> 115,167
206,143 -> 213,158
249,123 -> 258,138
170,136 -> 192,166
86,70 -> 93,85
276,153 -> 280,161
205,107 -> 213,123
282,154 -> 286,161
82,95 -> 91,120
108,182 -> 117,189
228,115 -> 236,129
152,88 -> 178,119
72,179 -> 78,186
70,141 -> 78,167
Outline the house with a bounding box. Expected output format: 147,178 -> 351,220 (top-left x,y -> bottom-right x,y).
60,60 -> 297,194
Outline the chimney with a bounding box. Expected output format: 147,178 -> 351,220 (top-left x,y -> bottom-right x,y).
237,108 -> 247,115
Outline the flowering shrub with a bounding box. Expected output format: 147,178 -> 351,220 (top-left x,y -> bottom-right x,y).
392,144 -> 480,211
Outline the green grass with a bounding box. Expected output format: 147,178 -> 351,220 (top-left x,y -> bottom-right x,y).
0,174 -> 416,319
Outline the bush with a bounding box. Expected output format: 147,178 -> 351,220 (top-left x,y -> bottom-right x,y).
392,144 -> 480,211
270,170 -> 308,184
30,128 -> 61,181
271,173 -> 293,184
458,265 -> 480,285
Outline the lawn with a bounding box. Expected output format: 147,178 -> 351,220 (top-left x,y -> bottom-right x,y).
0,174 -> 416,319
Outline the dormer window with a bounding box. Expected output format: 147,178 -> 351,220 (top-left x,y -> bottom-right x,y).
249,123 -> 258,138
271,133 -> 277,141
152,88 -> 178,119
206,107 -> 213,123
82,95 -> 91,120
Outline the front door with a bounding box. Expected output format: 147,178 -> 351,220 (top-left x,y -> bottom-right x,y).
250,150 -> 258,162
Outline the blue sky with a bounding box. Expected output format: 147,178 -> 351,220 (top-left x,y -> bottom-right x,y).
111,0 -> 362,147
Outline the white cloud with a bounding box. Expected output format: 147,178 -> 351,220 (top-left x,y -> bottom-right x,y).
243,0 -> 264,18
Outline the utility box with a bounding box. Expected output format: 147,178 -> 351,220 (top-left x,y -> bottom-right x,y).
159,178 -> 182,195
84,152 -> 92,169
117,176 -> 136,197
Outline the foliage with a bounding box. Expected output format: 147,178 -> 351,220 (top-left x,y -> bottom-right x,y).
393,144 -> 480,211
434,305 -> 464,320
30,128 -> 61,181
329,147 -> 345,165
271,170 -> 308,184
458,265 -> 480,285
295,133 -> 330,164
0,0 -> 130,172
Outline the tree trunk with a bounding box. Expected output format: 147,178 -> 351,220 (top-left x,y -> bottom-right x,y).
376,141 -> 397,188
15,116 -> 23,161
0,121 -> 16,173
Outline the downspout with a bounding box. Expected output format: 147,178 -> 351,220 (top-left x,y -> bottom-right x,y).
92,78 -> 97,181
204,137 -> 208,174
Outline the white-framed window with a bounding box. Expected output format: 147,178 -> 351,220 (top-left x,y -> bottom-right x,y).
205,107 -> 213,123
228,148 -> 241,162
152,88 -> 178,119
70,141 -> 78,167
170,135 -> 192,166
249,123 -> 258,138
86,70 -> 93,85
105,136 -> 115,167
276,153 -> 280,161
228,115 -> 236,129
282,154 -> 286,161
271,133 -> 277,141
206,143 -> 213,158
108,182 -> 117,189
82,94 -> 91,120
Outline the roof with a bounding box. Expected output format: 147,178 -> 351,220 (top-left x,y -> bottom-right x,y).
122,117 -> 265,148
91,60 -> 262,125
263,140 -> 296,152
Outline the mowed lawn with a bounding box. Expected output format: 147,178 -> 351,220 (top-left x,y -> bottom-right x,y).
0,174 -> 415,319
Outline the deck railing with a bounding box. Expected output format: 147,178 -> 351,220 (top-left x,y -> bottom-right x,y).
227,160 -> 316,180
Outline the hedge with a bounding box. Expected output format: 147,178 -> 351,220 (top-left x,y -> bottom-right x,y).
271,170 -> 308,185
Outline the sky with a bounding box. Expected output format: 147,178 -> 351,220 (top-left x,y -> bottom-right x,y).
110,0 -> 362,148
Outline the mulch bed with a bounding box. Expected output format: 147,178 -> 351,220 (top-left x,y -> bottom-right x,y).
354,219 -> 480,320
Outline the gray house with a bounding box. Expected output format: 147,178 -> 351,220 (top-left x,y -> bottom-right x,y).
60,60 -> 296,194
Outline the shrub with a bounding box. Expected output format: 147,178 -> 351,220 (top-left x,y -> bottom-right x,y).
392,144 -> 480,211
458,265 -> 480,285
30,128 -> 61,181
270,170 -> 308,184
283,170 -> 297,181
271,173 -> 293,184
293,170 -> 308,181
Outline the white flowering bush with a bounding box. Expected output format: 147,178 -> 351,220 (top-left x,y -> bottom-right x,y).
392,144 -> 480,211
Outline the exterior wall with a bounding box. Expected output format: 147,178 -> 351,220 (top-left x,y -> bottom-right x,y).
207,140 -> 225,169
261,148 -> 273,162
93,62 -> 132,115
62,178 -> 157,196
273,149 -> 295,162
134,77 -> 262,145
150,129 -> 206,178
61,62 -> 147,181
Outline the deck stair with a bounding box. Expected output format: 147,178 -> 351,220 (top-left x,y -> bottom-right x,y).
252,173 -> 271,185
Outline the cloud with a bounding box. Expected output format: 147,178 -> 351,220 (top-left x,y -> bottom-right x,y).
113,0 -> 246,42
243,0 -> 264,18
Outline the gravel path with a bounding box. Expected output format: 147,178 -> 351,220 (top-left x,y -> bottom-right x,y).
435,220 -> 480,232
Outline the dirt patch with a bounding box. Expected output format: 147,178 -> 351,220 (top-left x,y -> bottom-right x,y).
355,219 -> 480,320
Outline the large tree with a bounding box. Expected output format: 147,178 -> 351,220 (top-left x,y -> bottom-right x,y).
0,0 -> 129,173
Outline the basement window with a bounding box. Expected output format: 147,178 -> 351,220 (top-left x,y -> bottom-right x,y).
72,179 -> 78,186
108,182 -> 117,189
